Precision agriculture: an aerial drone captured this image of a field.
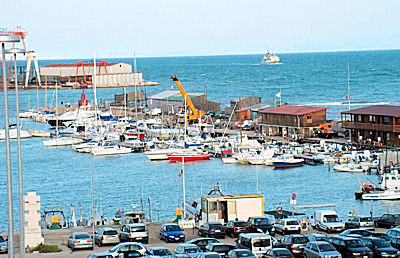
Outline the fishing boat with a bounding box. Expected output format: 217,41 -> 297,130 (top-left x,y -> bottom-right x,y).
0,124 -> 32,140
167,152 -> 212,162
333,163 -> 364,173
272,154 -> 304,168
261,51 -> 280,64
361,190 -> 400,200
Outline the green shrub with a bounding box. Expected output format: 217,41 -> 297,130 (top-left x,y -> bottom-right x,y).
29,243 -> 62,253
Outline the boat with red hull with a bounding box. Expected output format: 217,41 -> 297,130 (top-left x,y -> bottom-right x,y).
167,153 -> 212,162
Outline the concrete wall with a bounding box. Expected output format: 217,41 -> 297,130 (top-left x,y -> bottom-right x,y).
40,63 -> 132,77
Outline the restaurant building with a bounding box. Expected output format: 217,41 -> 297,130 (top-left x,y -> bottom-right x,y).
258,105 -> 328,139
341,105 -> 400,146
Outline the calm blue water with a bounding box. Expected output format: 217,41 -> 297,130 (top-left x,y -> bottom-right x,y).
1,50 -> 400,231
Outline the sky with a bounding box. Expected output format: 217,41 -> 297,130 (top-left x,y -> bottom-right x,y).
2,0 -> 400,59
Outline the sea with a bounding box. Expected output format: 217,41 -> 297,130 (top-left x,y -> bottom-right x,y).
1,50 -> 400,231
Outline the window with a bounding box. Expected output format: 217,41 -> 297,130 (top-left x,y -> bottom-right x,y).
209,202 -> 218,212
384,117 -> 390,124
307,116 -> 312,119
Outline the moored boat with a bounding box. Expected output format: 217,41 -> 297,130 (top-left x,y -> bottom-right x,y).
167,153 -> 212,162
333,163 -> 364,173
361,190 -> 400,200
43,137 -> 84,147
272,154 -> 304,168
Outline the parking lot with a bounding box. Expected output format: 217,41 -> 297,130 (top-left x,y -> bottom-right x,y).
0,222 -> 389,257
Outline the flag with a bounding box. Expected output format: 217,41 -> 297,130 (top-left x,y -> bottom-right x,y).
179,164 -> 184,177
346,95 -> 349,100
276,92 -> 281,98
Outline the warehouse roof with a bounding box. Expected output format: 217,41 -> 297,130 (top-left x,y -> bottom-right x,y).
341,105 -> 400,117
42,62 -> 121,67
259,105 -> 328,115
149,90 -> 204,101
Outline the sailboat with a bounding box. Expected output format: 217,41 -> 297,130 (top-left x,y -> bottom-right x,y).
43,83 -> 84,146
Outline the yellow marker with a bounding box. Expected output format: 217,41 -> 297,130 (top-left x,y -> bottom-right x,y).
176,208 -> 183,216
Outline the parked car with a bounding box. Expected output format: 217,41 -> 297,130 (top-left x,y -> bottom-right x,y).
345,215 -> 374,230
104,242 -> 147,258
328,236 -> 373,258
360,237 -> 399,258
186,238 -> 221,251
205,243 -> 236,258
371,233 -> 392,242
304,233 -> 329,242
87,253 -> 113,258
374,214 -> 400,228
387,229 -> 400,240
339,229 -> 374,238
304,241 -> 341,258
148,247 -> 174,258
0,235 -> 7,254
67,232 -> 94,251
274,219 -> 302,235
160,223 -> 185,243
120,223 -> 149,244
227,249 -> 256,258
198,252 -> 222,258
264,248 -> 293,258
94,227 -> 120,247
198,222 -> 226,239
225,220 -> 248,237
236,233 -> 273,257
390,237 -> 400,250
247,217 -> 274,235
278,234 -> 309,256
174,244 -> 203,258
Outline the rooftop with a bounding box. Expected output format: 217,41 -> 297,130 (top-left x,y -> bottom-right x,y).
341,105 -> 400,117
42,62 -> 121,68
149,90 -> 204,101
259,105 -> 328,115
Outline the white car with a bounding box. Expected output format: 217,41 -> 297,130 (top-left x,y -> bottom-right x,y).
104,242 -> 147,258
274,219 -> 302,235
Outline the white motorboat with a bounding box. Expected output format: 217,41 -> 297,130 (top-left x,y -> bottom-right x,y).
144,148 -> 182,161
246,149 -> 275,165
0,124 -> 32,140
333,163 -> 364,173
43,137 -> 84,147
73,139 -> 103,153
222,157 -> 239,164
272,154 -> 304,168
261,51 -> 280,64
91,142 -> 131,156
362,190 -> 400,200
381,170 -> 400,191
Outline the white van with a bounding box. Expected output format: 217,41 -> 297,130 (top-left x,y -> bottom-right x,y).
314,210 -> 345,233
236,233 -> 273,257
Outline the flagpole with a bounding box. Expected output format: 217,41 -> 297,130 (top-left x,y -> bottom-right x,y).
182,157 -> 186,219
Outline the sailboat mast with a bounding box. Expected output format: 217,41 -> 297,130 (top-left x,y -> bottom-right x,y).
55,82 -> 58,138
184,95 -> 187,143
347,62 -> 351,111
93,54 -> 99,129
239,96 -> 242,144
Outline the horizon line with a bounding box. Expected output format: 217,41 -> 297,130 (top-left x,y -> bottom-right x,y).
38,47 -> 400,60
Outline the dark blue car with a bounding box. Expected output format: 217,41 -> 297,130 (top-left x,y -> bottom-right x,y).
160,223 -> 185,243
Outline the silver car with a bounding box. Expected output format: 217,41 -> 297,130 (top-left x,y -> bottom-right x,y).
67,232 -> 94,251
0,235 -> 7,253
104,242 -> 147,258
94,227 -> 120,246
304,241 -> 341,258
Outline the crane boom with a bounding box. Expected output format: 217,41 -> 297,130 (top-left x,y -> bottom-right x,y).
171,75 -> 205,120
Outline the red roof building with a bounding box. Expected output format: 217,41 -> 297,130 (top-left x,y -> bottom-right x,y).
258,105 -> 328,139
341,105 -> 400,146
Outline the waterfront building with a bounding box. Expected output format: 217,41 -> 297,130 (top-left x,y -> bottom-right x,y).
341,105 -> 400,146
258,105 -> 328,139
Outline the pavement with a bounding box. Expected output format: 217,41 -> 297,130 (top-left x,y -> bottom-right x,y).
0,223 -> 387,258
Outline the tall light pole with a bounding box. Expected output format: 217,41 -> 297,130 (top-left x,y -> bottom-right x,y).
6,47 -> 26,258
1,34 -> 21,258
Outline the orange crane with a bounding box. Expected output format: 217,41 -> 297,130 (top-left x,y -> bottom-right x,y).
171,75 -> 206,121
317,121 -> 340,138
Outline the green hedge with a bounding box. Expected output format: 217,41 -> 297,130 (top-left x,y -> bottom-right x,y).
29,243 -> 62,253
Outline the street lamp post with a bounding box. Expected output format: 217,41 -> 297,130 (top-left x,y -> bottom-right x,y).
6,48 -> 26,258
0,34 -> 21,258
